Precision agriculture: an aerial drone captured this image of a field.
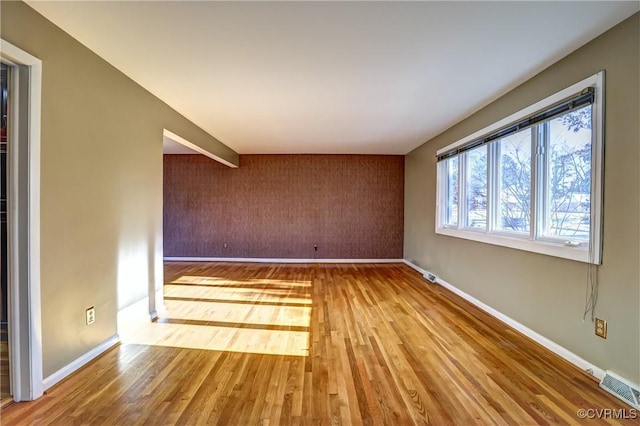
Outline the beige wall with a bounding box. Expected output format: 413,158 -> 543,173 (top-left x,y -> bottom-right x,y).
1,1 -> 238,377
405,13 -> 639,383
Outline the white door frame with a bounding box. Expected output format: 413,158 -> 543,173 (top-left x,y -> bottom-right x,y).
0,39 -> 43,401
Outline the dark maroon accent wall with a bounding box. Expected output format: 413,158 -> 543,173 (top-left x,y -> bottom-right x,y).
163,154 -> 404,259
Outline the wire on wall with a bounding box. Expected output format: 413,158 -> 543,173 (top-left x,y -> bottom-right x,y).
582,210 -> 599,322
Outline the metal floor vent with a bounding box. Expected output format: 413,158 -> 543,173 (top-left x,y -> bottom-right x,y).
423,273 -> 437,282
600,373 -> 640,410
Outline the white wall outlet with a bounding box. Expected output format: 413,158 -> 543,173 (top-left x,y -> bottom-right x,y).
595,318 -> 607,338
86,306 -> 96,325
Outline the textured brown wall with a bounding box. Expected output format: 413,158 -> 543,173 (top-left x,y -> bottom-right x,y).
164,154 -> 404,258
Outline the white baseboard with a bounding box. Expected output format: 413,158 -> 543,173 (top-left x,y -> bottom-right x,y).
165,257 -> 404,264
43,334 -> 120,391
402,259 -> 606,381
402,259 -> 431,277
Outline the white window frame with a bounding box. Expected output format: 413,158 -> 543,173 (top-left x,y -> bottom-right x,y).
436,72 -> 604,264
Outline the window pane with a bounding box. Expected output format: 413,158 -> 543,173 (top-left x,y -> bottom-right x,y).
465,146 -> 487,229
444,157 -> 458,226
497,129 -> 531,233
543,106 -> 592,240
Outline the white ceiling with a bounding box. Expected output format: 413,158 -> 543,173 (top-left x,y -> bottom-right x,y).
27,1 -> 638,155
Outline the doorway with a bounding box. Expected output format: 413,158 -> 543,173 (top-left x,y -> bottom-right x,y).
0,39 -> 43,402
0,61 -> 9,406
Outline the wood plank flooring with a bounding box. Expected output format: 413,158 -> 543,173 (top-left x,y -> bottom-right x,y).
0,338 -> 10,407
1,262 -> 635,425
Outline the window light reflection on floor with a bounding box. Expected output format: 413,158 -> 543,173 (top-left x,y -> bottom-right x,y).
164,300 -> 311,328
119,276 -> 312,357
171,276 -> 312,288
122,322 -> 310,357
164,283 -> 312,306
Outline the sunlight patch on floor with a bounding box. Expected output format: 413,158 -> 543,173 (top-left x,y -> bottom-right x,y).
164,299 -> 311,328
120,321 -> 309,357
119,274 -> 312,357
171,276 -> 312,288
164,284 -> 312,306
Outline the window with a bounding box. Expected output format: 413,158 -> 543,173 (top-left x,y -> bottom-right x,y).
541,107 -> 592,241
436,72 -> 603,264
497,128 -> 531,234
443,156 -> 458,226
465,146 -> 487,229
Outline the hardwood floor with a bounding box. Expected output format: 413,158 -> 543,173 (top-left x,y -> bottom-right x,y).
1,262 -> 635,425
0,337 -> 10,407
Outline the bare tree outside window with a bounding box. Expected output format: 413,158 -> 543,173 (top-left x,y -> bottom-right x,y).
445,157 -> 459,226
497,129 -> 531,232
466,146 -> 487,229
543,106 -> 592,240
436,73 -> 603,264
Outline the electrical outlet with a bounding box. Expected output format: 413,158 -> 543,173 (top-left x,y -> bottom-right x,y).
314,245 -> 318,251
86,306 -> 96,325
223,243 -> 228,249
595,318 -> 607,339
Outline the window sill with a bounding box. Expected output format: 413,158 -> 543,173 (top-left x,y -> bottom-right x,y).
435,227 -> 598,264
